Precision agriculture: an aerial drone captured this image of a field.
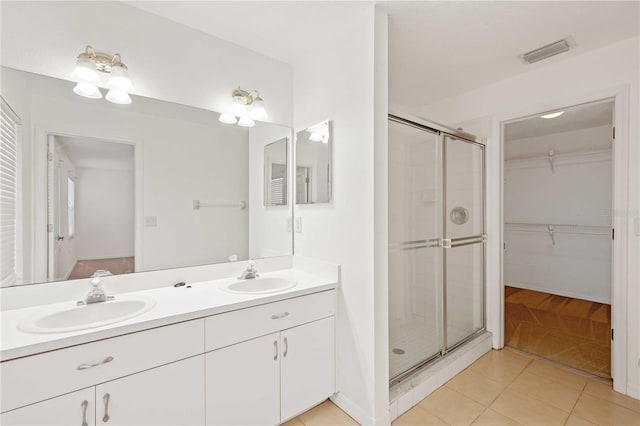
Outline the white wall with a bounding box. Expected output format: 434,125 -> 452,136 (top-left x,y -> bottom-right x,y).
75,167 -> 135,260
413,36 -> 640,398
504,149 -> 612,303
249,123 -> 292,259
292,4 -> 389,424
0,1 -> 293,127
1,68 -> 252,283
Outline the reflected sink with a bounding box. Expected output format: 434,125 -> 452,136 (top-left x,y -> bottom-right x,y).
18,295 -> 156,334
222,277 -> 297,294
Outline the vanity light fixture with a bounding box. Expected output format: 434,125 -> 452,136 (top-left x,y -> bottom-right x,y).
218,87 -> 267,127
70,45 -> 134,104
540,111 -> 564,119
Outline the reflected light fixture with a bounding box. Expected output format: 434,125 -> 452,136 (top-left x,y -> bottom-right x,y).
219,87 -> 267,127
70,45 -> 134,104
306,121 -> 329,144
540,111 -> 564,119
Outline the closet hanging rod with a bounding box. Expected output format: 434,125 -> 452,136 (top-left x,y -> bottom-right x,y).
505,222 -> 610,229
504,228 -> 609,236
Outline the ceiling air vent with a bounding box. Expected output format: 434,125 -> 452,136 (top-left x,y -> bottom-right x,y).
521,39 -> 571,64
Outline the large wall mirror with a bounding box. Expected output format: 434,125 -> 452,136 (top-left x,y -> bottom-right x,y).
295,120 -> 332,204
0,67 -> 292,287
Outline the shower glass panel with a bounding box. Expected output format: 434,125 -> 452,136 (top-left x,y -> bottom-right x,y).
389,117 -> 485,383
388,120 -> 443,380
444,136 -> 485,349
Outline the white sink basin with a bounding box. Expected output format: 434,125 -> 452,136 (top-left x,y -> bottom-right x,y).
18,296 -> 156,334
222,277 -> 297,294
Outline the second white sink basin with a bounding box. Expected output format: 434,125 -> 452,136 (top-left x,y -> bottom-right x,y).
223,277 -> 297,294
18,295 -> 156,334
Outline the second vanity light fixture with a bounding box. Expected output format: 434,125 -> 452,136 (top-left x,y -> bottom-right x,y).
70,45 -> 134,105
219,87 -> 267,127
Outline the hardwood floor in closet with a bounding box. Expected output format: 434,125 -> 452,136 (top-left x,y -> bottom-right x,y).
504,286 -> 611,378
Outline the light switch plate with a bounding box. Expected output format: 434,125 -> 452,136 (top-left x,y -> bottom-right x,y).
144,216 -> 157,227
295,217 -> 302,233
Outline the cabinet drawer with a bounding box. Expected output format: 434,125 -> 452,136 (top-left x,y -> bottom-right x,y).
205,290 -> 335,351
0,319 -> 204,413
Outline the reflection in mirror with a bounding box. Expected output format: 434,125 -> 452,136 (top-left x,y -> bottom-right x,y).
0,67 -> 293,287
263,138 -> 288,206
296,120 -> 331,204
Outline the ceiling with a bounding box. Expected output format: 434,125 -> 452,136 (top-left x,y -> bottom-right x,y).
56,137 -> 134,171
129,1 -> 639,109
505,100 -> 614,141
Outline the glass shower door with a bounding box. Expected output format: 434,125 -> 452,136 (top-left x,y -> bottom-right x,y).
443,135 -> 485,350
388,119 -> 443,380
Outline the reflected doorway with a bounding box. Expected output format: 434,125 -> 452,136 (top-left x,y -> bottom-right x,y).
47,135 -> 135,281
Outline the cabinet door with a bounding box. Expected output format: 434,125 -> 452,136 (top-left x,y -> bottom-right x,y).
0,387 -> 95,426
206,332 -> 280,426
280,317 -> 335,421
95,355 -> 204,426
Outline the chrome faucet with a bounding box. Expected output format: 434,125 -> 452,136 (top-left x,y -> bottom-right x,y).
238,260 -> 259,280
79,277 -> 113,305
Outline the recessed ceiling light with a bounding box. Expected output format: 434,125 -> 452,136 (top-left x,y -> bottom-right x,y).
540,111 -> 564,119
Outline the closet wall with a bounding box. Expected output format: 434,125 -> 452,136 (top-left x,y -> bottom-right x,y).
504,124 -> 612,303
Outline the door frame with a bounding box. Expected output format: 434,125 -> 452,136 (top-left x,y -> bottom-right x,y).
492,85 -> 629,394
33,124 -> 143,283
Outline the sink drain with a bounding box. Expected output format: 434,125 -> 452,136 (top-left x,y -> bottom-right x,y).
392,348 -> 405,355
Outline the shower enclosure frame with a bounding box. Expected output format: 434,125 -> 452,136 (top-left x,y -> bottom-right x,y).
388,113 -> 487,385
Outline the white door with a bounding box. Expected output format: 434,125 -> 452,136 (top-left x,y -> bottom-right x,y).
0,387 -> 95,426
95,355 -> 204,426
280,317 -> 335,421
206,332 -> 280,426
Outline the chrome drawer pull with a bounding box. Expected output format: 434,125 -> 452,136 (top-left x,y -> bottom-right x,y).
271,312 -> 289,320
102,393 -> 110,423
81,400 -> 88,426
273,340 -> 278,361
283,337 -> 288,357
77,356 -> 114,370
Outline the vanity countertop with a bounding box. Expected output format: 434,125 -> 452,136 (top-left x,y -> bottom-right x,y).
0,269 -> 337,362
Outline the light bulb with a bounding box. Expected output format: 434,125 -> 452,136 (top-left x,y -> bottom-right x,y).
540,111 -> 564,119
107,63 -> 133,92
106,89 -> 132,105
71,56 -> 100,84
250,97 -> 267,121
73,82 -> 102,99
237,116 -> 255,127
309,132 -> 323,142
219,113 -> 237,124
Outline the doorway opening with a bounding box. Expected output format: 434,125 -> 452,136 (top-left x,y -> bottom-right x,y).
47,135 -> 135,281
502,99 -> 614,378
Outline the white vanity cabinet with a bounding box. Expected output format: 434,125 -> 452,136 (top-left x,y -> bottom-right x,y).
205,291 -> 336,425
95,355 -> 205,426
0,388 -> 95,426
1,288 -> 337,426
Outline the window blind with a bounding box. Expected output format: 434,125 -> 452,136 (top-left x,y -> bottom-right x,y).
270,177 -> 285,205
1,98 -> 21,286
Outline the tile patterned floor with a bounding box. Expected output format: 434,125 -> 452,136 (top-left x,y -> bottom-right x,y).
290,349 -> 639,426
68,257 -> 135,280
504,286 -> 611,377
